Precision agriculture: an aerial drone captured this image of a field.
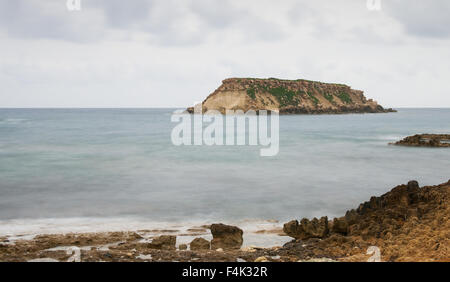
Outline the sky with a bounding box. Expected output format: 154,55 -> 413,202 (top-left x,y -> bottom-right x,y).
0,0 -> 449,108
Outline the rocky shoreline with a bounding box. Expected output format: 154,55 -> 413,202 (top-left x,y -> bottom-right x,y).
1,180 -> 448,262
390,134 -> 450,147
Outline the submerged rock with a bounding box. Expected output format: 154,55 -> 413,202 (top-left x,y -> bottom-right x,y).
210,223 -> 243,250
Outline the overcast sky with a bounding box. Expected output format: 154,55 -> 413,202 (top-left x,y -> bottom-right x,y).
0,0 -> 449,108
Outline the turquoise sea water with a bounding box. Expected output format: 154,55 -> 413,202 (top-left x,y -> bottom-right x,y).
0,108 -> 449,235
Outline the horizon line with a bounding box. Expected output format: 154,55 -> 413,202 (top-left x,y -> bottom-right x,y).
0,106 -> 450,109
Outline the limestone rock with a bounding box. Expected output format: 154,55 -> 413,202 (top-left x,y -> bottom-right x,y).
254,256 -> 269,262
210,223 -> 243,250
190,238 -> 210,251
332,218 -> 349,235
344,180 -> 425,238
283,216 -> 329,240
148,235 -> 176,250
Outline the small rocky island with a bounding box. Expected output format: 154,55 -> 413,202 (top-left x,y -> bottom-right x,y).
188,78 -> 395,114
391,134 -> 450,147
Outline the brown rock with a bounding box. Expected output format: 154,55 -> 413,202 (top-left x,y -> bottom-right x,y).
178,244 -> 187,250
190,238 -> 210,251
332,218 -> 348,235
391,134 -> 450,147
210,223 -> 243,250
344,209 -> 358,225
254,256 -> 269,262
148,235 -> 176,250
283,216 -> 329,240
283,220 -> 302,239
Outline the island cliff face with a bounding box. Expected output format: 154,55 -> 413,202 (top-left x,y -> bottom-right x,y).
188,78 -> 395,114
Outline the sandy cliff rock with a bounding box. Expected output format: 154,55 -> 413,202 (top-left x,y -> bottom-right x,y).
188,78 -> 395,114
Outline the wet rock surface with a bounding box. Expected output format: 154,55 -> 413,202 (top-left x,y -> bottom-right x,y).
391,134 -> 450,147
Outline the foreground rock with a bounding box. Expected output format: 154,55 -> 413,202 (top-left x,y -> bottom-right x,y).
0,181 -> 448,262
187,78 -> 395,114
281,180 -> 450,262
210,224 -> 244,250
390,134 -> 450,147
283,217 -> 329,240
190,238 -> 210,251
148,235 -> 176,250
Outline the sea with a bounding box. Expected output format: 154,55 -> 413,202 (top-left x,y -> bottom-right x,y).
0,108 -> 449,246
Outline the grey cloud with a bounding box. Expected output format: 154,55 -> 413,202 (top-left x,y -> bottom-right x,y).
0,0 -> 286,46
189,0 -> 245,29
91,0 -> 154,28
3,0 -> 449,46
386,0 -> 450,38
0,0 -> 105,42
96,0 -> 286,45
189,0 -> 286,42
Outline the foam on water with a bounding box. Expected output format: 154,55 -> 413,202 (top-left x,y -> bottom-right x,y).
0,217 -> 289,247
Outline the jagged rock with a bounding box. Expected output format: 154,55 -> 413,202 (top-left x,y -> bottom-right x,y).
407,180 -> 419,190
332,218 -> 349,235
190,238 -> 210,250
210,223 -> 243,250
148,235 -> 176,250
280,180 -> 449,261
344,209 -> 358,225
345,180 -> 425,238
178,244 -> 187,250
283,216 -> 329,240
